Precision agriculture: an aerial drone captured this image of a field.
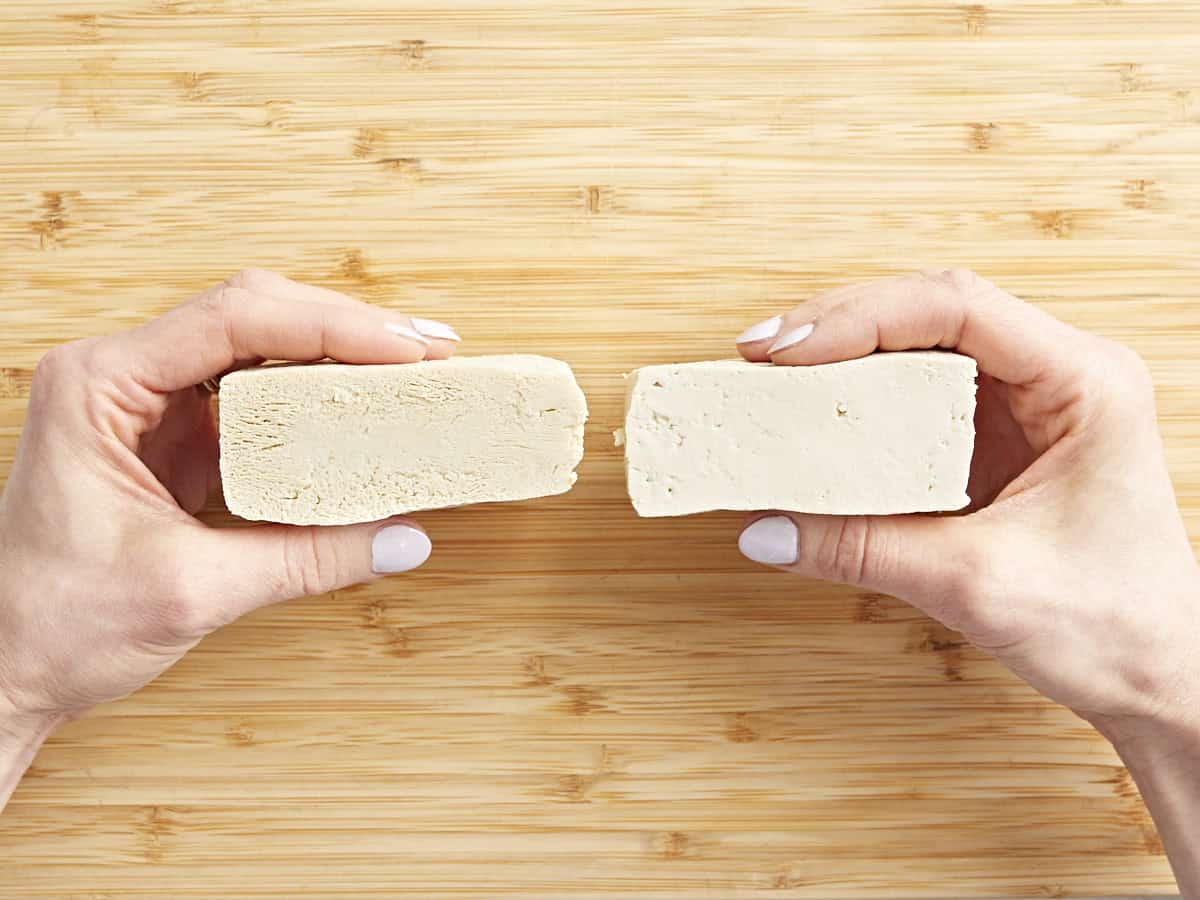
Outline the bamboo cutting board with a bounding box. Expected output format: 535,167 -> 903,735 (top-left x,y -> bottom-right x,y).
1,1 -> 1198,896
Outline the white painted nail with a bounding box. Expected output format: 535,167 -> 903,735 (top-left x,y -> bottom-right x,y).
384,322 -> 430,344
738,516 -> 799,565
371,525 -> 432,573
736,315 -> 782,345
768,322 -> 815,354
411,317 -> 461,342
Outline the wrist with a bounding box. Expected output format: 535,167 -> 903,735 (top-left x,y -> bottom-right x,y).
0,695 -> 63,811
1091,705 -> 1200,896
1089,566 -> 1200,758
1093,708 -> 1200,772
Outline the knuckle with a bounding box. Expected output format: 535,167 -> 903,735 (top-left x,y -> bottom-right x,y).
200,283 -> 255,316
191,287 -> 225,327
195,285 -> 251,346
225,267 -> 278,294
815,517 -> 872,585
284,528 -> 344,599
30,339 -> 107,408
1113,341 -> 1154,390
33,340 -> 89,383
945,268 -> 993,301
944,266 -> 979,284
917,267 -> 982,293
149,570 -> 216,638
916,266 -> 957,285
200,284 -> 240,317
936,540 -> 1004,634
1091,338 -> 1156,414
33,343 -> 70,378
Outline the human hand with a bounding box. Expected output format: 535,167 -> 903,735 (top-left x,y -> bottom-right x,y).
0,269 -> 459,803
732,270 -> 1200,890
733,270 -> 1200,731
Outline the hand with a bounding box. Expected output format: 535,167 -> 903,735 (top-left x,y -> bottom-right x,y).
0,269 -> 459,805
733,269 -> 1200,891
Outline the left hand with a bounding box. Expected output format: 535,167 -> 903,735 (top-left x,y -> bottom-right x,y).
0,269 -> 459,805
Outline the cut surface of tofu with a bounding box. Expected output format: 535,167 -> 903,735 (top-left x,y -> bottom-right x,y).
622,352 -> 977,517
220,355 -> 588,525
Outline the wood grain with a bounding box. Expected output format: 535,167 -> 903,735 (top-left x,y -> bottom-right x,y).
1,1 -> 1197,896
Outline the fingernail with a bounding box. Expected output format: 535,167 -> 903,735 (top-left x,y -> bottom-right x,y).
736,315 -> 782,345
738,516 -> 799,565
385,322 -> 430,344
372,525 -> 432,573
411,317 -> 461,342
768,322 -> 815,354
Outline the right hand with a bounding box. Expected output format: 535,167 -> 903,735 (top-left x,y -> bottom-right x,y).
732,270 -> 1200,740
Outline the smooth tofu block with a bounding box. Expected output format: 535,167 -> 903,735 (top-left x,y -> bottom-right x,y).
220,355 -> 588,525
622,351 -> 977,517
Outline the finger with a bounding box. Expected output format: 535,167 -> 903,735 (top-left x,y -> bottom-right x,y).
966,374 -> 1038,509
225,268 -> 461,361
408,318 -> 459,361
225,267 -> 372,309
735,279 -> 892,362
137,389 -> 219,513
765,269 -> 1084,386
737,511 -> 990,631
188,517 -> 432,626
116,285 -> 433,393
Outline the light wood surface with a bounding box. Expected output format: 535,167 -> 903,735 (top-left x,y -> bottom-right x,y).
1,1 -> 1198,896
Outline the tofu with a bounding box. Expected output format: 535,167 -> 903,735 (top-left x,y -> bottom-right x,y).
219,355 -> 588,525
622,352 -> 977,517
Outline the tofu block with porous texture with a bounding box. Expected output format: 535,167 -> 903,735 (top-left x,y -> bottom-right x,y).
622,351 -> 976,517
220,355 -> 588,525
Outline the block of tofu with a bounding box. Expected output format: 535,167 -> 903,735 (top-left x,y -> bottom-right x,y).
622,351 -> 977,517
219,355 -> 588,525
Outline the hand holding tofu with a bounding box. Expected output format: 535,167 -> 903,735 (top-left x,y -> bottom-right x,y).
0,269 -> 460,809
733,269 -> 1200,892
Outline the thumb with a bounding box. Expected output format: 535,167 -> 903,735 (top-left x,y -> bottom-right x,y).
189,517 -> 431,625
738,512 -> 987,628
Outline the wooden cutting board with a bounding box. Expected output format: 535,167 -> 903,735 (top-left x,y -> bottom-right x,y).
1,1 -> 1196,896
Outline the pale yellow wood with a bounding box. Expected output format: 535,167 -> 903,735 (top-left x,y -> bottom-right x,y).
1,0 -> 1197,896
